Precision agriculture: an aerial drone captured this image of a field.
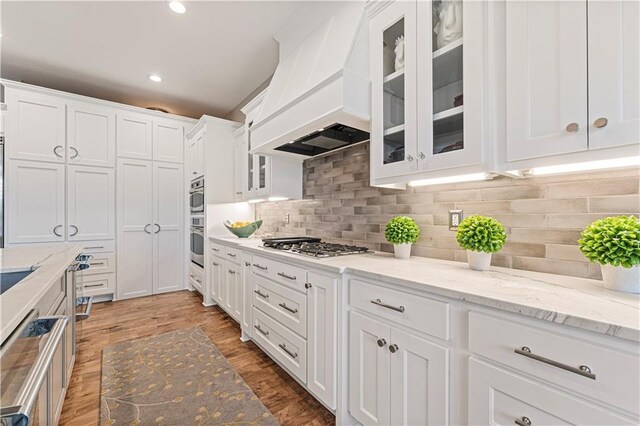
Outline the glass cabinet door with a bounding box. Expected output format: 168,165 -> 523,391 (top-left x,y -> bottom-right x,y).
418,0 -> 484,171
370,1 -> 418,181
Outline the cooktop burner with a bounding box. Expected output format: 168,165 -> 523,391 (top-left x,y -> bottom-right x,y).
262,237 -> 371,258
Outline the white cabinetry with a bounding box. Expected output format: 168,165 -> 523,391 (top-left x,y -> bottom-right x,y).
67,101 -> 116,167
233,126 -> 247,201
153,119 -> 184,163
504,0 -> 639,166
67,165 -> 115,241
117,159 -> 184,299
116,112 -> 153,160
210,244 -> 242,323
369,0 -> 489,186
187,128 -> 204,179
6,160 -> 66,243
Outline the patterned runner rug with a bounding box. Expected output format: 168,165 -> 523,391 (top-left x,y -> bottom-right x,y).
100,327 -> 279,425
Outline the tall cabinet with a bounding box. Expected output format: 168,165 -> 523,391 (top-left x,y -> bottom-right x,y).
369,0 -> 488,186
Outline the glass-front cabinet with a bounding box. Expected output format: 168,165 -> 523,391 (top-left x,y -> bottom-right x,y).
369,0 -> 487,185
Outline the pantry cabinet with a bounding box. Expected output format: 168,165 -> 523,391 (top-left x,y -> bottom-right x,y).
369,0 -> 488,185
67,165 -> 115,241
504,0 -> 639,166
67,101 -> 116,167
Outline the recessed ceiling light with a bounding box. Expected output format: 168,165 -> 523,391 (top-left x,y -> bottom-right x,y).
169,1 -> 186,14
148,74 -> 163,83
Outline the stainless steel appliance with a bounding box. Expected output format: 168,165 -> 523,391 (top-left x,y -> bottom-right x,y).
1,102 -> 6,248
190,216 -> 204,268
274,123 -> 369,157
189,177 -> 205,215
262,237 -> 371,258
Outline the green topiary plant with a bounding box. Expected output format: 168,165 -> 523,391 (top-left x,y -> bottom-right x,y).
385,216 -> 421,245
578,215 -> 640,268
456,215 -> 506,253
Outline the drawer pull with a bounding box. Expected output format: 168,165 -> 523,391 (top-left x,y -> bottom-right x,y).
84,283 -> 104,288
254,325 -> 269,336
279,343 -> 298,359
227,253 -> 237,258
278,303 -> 298,314
277,272 -> 297,281
371,298 -> 405,313
245,262 -> 251,267
253,263 -> 268,271
84,246 -> 104,250
515,417 -> 531,426
514,346 -> 596,380
227,269 -> 236,275
212,262 -> 219,266
254,290 -> 269,299
212,248 -> 220,252
90,262 -> 105,266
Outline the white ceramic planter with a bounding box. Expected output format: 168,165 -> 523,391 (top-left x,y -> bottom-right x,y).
601,264 -> 640,294
394,243 -> 412,259
467,250 -> 492,271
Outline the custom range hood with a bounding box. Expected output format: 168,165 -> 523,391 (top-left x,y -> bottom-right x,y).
249,1 -> 370,159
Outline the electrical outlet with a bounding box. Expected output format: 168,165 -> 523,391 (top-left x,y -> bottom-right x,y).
284,214 -> 290,224
449,210 -> 463,231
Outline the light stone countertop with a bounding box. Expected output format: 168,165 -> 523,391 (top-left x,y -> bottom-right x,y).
210,236 -> 640,342
1,244 -> 85,344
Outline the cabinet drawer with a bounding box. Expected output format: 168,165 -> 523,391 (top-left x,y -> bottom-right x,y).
189,265 -> 204,295
210,243 -> 225,257
221,247 -> 241,264
80,252 -> 116,276
80,240 -> 116,253
469,358 -> 636,425
468,311 -> 640,415
349,278 -> 449,341
252,307 -> 307,384
77,273 -> 115,297
253,274 -> 307,338
251,255 -> 307,293
38,276 -> 65,316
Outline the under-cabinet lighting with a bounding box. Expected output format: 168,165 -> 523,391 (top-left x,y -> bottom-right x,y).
317,128 -> 325,132
148,74 -> 163,83
408,172 -> 492,187
169,1 -> 186,14
267,196 -> 288,202
247,198 -> 266,204
529,156 -> 640,176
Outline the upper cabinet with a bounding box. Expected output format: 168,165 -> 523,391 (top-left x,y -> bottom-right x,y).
187,128 -> 205,179
116,112 -> 153,160
5,89 -> 66,163
233,126 -> 247,202
153,119 -> 184,164
67,101 -> 116,167
504,0 -> 639,167
369,0 -> 489,186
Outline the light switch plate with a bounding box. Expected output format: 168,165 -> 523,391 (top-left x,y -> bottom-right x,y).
449,210 -> 463,231
284,214 -> 290,224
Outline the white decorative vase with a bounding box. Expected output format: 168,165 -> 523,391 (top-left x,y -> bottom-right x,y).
467,250 -> 491,271
394,243 -> 412,259
601,264 -> 640,294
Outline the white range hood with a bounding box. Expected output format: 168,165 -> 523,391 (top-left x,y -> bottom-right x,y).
249,1 -> 370,159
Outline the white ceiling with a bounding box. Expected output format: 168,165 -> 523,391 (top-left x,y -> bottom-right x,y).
0,1 -> 301,118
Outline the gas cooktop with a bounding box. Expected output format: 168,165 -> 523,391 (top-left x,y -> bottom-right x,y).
262,237 -> 371,258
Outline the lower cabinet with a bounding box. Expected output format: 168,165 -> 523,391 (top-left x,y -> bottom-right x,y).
209,251 -> 242,324
189,263 -> 204,295
349,311 -> 449,425
209,255 -> 222,303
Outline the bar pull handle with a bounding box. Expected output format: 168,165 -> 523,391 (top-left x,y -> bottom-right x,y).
514,346 -> 596,380
278,302 -> 298,314
279,343 -> 298,359
515,417 -> 532,426
254,289 -> 269,299
253,263 -> 268,271
254,324 -> 269,336
227,253 -> 237,258
371,298 -> 405,313
277,272 -> 297,281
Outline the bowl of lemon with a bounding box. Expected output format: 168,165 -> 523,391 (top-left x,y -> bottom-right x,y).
223,219 -> 263,238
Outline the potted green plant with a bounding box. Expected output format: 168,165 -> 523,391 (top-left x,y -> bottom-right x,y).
578,215 -> 640,293
456,215 -> 506,271
385,216 -> 421,259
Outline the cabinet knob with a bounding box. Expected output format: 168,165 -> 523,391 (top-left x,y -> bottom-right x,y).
565,123 -> 579,134
593,117 -> 608,128
304,282 -> 312,289
406,155 -> 414,162
389,344 -> 399,353
515,417 -> 532,426
418,152 -> 426,160
377,338 -> 386,347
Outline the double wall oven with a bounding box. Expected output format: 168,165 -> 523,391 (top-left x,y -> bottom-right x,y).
189,176 -> 205,268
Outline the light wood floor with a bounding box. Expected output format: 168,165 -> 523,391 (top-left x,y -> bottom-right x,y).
59,290 -> 335,426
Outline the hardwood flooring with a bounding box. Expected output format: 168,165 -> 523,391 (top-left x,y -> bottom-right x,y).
59,290 -> 335,426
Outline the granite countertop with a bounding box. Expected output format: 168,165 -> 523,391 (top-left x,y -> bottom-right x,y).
0,244 -> 85,343
210,236 -> 640,342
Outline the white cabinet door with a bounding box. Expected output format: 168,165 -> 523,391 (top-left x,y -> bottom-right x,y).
370,0 -> 419,180
6,89 -> 66,163
587,0 -> 640,150
233,129 -> 247,201
194,132 -> 204,178
506,1 -> 588,161
6,160 -> 66,243
116,113 -> 153,160
67,102 -> 115,167
153,120 -> 184,163
67,165 -> 115,241
241,253 -> 253,332
210,256 -> 222,304
389,328 -> 448,425
117,159 -> 153,299
307,272 -> 337,410
223,262 -> 241,321
349,312 -> 391,426
152,162 -> 184,294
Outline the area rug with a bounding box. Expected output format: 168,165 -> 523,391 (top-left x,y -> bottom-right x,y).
100,327 -> 279,425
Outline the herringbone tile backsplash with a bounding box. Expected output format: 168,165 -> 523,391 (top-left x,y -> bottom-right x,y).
255,142 -> 640,279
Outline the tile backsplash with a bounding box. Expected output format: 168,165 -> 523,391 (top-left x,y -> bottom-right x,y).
255,142 -> 640,279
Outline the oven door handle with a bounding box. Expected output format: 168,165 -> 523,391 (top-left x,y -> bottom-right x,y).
2,315 -> 69,423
